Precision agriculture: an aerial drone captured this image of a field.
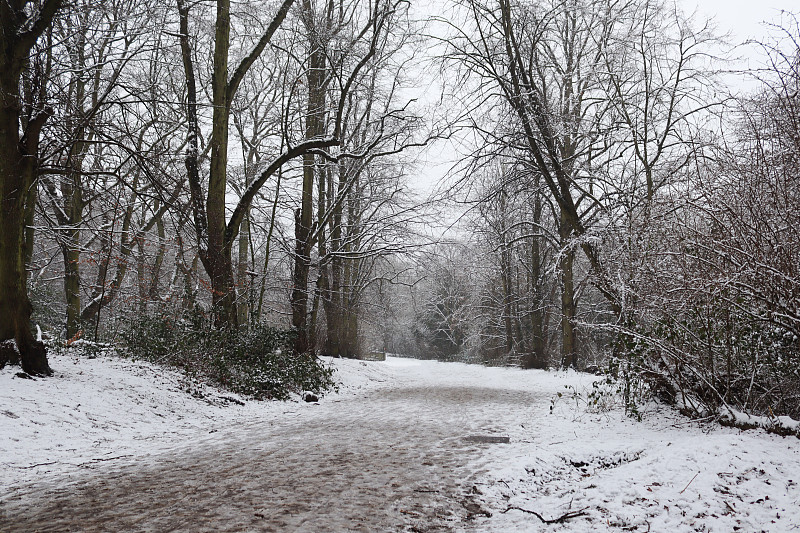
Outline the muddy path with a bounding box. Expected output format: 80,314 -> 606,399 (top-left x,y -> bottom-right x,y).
0,381 -> 543,532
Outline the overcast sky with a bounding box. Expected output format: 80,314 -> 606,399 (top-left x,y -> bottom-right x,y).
686,0 -> 791,45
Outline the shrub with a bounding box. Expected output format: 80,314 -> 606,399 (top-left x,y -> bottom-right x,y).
119,310 -> 336,400
620,303 -> 800,421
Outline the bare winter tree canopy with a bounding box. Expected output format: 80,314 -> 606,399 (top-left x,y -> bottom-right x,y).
3,1 -> 800,531
0,0 -> 799,431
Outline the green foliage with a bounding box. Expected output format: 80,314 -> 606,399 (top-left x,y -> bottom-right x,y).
620,301 -> 800,420
599,356 -> 649,421
549,366 -> 649,421
119,310 -> 336,400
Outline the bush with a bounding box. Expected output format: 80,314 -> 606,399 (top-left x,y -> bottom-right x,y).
119,310 -> 336,401
620,303 -> 800,421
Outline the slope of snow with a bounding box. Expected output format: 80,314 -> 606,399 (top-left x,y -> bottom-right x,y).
469,396 -> 800,532
1,352 -> 798,531
0,352 -> 390,488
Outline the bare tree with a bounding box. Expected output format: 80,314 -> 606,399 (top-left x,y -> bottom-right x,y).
438,0 -> 718,368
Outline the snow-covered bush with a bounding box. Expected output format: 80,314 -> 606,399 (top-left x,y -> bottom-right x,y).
627,302 -> 800,421
607,17 -> 800,428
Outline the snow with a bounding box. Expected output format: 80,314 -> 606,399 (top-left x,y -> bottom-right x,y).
0,352 -> 388,487
1,353 -> 799,531
720,407 -> 800,436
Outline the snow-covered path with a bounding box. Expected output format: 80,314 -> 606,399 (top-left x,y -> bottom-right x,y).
2,355 -> 799,532
2,386 -> 511,531
0,357 -> 543,532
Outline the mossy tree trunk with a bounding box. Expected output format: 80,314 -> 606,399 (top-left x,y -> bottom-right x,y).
0,0 -> 62,374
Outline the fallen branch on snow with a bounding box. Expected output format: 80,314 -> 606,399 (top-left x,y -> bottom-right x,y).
502,506 -> 588,524
680,472 -> 699,494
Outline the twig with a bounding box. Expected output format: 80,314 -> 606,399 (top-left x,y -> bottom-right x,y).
724,501 -> 736,514
78,455 -> 134,467
413,489 -> 439,493
680,472 -> 700,494
17,461 -> 57,469
503,506 -> 588,524
670,415 -> 716,427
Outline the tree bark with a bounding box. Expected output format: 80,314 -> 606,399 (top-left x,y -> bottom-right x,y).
0,0 -> 61,374
292,2 -> 328,353
559,210 -> 577,369
522,183 -> 547,369
0,93 -> 45,373
179,0 -> 301,330
236,211 -> 250,326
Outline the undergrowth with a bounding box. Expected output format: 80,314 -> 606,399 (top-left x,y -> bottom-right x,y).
118,311 -> 335,401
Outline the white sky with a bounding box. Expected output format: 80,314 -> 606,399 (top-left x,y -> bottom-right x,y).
685,0 -> 792,45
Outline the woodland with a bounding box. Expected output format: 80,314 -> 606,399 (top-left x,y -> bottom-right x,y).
1,0 -> 799,425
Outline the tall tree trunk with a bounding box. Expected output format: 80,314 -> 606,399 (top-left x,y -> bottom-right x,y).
202,0 -> 238,328
559,209 -> 577,369
236,211 -> 250,326
0,0 -> 61,372
340,187 -> 361,358
179,0 -> 298,330
0,82 -> 51,375
500,239 -> 515,355
148,216 -> 167,303
523,183 -> 546,369
137,238 -> 147,312
62,237 -> 81,339
292,206 -> 313,353
322,165 -> 343,357
61,167 -> 85,338
292,5 -> 327,353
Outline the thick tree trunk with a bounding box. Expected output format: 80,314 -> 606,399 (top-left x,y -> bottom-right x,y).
0,0 -> 63,372
62,240 -> 81,339
321,165 -> 341,357
61,168 -> 85,338
559,210 -> 577,369
0,89 -> 50,375
204,0 -> 238,328
292,207 -> 312,353
338,192 -> 362,358
291,8 -> 327,353
523,184 -> 547,369
200,246 -> 237,328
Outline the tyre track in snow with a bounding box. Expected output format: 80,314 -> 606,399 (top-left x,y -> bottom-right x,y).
0,372 -> 544,532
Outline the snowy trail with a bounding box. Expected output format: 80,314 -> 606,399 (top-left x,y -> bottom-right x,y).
2,355 -> 799,532
0,359 -> 542,532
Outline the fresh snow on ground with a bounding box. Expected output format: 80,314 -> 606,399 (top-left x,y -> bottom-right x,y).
1,352 -> 799,531
0,351 -> 394,488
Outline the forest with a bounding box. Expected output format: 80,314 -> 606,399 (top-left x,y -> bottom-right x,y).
1,0 -> 799,426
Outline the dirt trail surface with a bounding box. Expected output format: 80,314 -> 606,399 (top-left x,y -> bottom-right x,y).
0,359 -> 542,532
